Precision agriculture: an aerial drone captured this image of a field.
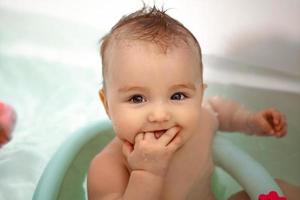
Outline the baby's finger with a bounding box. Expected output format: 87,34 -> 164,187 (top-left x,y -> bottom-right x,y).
158,127 -> 179,146
167,134 -> 182,152
276,123 -> 288,137
271,110 -> 282,125
278,114 -> 287,128
144,132 -> 155,141
122,141 -> 133,158
275,120 -> 284,132
260,118 -> 274,135
276,118 -> 286,129
135,132 -> 144,144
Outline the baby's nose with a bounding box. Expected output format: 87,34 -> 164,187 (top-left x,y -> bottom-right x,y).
147,104 -> 171,123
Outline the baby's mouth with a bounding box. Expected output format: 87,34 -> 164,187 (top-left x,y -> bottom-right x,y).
154,129 -> 167,139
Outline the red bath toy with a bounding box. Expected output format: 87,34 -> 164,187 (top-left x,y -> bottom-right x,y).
259,191 -> 286,200
0,101 -> 17,146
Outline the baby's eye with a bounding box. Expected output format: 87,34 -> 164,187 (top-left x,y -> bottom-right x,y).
171,92 -> 187,101
129,95 -> 146,104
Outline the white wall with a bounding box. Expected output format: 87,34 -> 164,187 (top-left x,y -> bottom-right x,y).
176,0 -> 300,77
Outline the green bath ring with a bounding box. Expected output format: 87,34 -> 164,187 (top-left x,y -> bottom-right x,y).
32,121 -> 283,200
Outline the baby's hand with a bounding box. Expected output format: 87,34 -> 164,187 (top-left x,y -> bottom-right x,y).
247,108 -> 287,137
122,127 -> 182,177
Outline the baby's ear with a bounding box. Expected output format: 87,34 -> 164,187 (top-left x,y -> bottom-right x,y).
199,83 -> 207,104
199,83 -> 207,94
203,83 -> 208,91
99,89 -> 110,118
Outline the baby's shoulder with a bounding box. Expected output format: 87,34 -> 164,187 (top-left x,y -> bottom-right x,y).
89,137 -> 127,174
87,137 -> 128,199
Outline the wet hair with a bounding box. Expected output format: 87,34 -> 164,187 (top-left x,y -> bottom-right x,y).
99,5 -> 203,88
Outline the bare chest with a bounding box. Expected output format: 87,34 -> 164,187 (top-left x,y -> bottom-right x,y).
162,132 -> 215,200
162,109 -> 218,200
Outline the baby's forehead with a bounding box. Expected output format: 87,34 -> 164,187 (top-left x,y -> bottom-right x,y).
109,38 -> 199,59
102,38 -> 202,86
106,39 -> 201,76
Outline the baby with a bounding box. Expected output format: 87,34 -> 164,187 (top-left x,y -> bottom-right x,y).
87,6 -> 292,200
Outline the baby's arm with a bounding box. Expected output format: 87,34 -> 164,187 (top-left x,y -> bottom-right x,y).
206,96 -> 287,137
88,127 -> 182,200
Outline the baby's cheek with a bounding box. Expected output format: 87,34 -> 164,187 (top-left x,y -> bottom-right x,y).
111,114 -> 138,144
183,108 -> 201,124
177,108 -> 201,134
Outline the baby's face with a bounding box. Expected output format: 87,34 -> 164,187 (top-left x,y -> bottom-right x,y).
101,40 -> 205,145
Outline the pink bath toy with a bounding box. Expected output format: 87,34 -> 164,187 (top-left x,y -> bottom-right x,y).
0,101 -> 17,146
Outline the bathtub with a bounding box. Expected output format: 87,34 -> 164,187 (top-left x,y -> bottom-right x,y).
0,6 -> 299,200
